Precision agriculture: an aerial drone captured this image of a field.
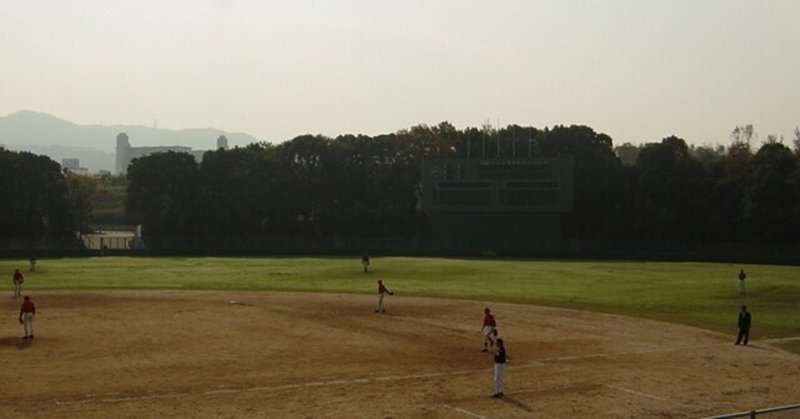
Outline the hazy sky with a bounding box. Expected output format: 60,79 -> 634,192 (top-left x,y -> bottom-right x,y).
2,0 -> 799,146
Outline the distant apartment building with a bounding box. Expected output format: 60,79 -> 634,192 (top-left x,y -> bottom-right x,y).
115,132 -> 230,174
62,158 -> 89,175
62,158 -> 80,170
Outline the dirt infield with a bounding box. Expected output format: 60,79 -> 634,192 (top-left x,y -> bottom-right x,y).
2,291 -> 799,418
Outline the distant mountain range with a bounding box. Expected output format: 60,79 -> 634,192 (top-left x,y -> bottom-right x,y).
0,110 -> 260,172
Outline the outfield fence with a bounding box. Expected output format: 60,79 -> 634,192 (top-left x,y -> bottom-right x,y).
2,237 -> 800,265
703,403 -> 800,419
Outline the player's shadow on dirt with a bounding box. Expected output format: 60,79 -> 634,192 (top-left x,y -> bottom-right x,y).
500,395 -> 534,413
0,336 -> 33,350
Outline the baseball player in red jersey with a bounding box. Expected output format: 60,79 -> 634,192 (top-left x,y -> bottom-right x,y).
375,280 -> 394,313
12,268 -> 24,298
19,295 -> 36,339
481,307 -> 497,352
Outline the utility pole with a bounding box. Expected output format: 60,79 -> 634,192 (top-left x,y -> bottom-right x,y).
528,127 -> 533,158
496,119 -> 501,158
512,128 -> 516,158
466,130 -> 471,159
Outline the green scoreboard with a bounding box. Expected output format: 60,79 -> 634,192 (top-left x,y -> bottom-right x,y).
420,158 -> 574,213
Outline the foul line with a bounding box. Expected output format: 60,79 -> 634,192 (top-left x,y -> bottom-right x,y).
443,404 -> 489,419
512,343 -> 714,370
53,344 -> 708,407
605,384 -> 666,401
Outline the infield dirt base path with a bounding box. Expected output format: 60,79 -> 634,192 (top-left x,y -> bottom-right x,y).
2,290 -> 799,418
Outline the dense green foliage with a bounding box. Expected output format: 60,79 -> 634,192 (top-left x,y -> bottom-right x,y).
3,122 -> 800,252
0,149 -> 77,244
0,149 -> 133,248
4,256 -> 798,343
123,123 -> 800,247
89,175 -> 129,226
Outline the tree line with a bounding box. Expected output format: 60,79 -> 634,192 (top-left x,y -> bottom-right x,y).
124,123 -> 800,247
2,123 -> 799,250
0,148 -> 127,249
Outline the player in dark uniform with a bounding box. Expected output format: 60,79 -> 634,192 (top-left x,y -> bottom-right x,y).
362,254 -> 370,273
735,305 -> 751,345
491,338 -> 506,398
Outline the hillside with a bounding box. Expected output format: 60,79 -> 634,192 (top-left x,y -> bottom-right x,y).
0,110 -> 260,172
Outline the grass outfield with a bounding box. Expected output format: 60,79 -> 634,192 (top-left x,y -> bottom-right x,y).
3,256 -> 798,343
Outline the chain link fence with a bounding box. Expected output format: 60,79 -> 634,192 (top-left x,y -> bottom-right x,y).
704,403 -> 800,419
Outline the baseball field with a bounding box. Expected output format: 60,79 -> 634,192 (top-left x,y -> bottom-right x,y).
2,257 -> 799,418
